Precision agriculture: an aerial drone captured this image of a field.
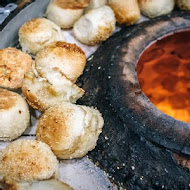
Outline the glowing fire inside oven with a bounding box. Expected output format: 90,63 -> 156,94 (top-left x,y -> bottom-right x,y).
137,31 -> 190,123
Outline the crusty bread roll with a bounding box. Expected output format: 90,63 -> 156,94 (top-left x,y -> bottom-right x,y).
19,18 -> 64,55
138,0 -> 175,18
0,140 -> 58,182
2,178 -> 73,190
85,0 -> 107,13
46,0 -> 89,29
176,0 -> 190,10
73,5 -> 116,45
108,0 -> 140,25
22,71 -> 84,112
36,102 -> 104,159
35,41 -> 86,83
0,88 -> 30,141
0,48 -> 33,89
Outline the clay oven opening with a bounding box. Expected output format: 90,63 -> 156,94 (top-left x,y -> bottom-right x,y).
137,31 -> 190,123
78,12 -> 190,189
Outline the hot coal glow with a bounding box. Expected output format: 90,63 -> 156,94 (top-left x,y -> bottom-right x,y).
137,31 -> 190,123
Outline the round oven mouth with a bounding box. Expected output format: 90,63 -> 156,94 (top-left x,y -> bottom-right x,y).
137,30 -> 190,124
108,11 -> 190,155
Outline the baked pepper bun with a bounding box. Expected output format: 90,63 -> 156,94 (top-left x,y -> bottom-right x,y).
176,0 -> 190,10
19,18 -> 64,55
0,48 -> 33,89
35,41 -> 86,83
138,0 -> 175,18
108,0 -> 140,25
73,5 -> 116,45
0,88 -> 30,141
36,102 -> 104,159
0,140 -> 58,182
22,71 -> 84,112
1,178 -> 73,190
46,0 -> 90,29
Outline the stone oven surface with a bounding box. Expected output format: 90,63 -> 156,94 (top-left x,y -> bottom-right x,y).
109,12 -> 190,156
78,11 -> 190,189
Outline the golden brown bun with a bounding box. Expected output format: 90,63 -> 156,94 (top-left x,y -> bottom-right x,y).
0,140 -> 58,182
53,0 -> 89,9
0,48 -> 33,89
73,6 -> 116,45
35,41 -> 86,83
19,18 -> 64,55
138,0 -> 175,18
108,0 -> 140,25
1,178 -> 73,190
22,71 -> 84,112
46,0 -> 89,29
0,88 -> 30,141
85,0 -> 107,13
176,0 -> 190,10
36,102 -> 104,159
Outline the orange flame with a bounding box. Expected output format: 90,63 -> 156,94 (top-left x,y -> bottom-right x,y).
137,31 -> 190,123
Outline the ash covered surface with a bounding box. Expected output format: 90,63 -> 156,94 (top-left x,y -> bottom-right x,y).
77,12 -> 190,190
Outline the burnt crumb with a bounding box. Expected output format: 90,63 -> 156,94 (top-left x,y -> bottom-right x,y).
135,90 -> 142,95
19,110 -> 22,114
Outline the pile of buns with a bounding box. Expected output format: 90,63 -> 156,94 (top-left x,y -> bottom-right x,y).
0,27 -> 104,189
0,43 -> 104,189
0,0 -> 189,189
17,0 -> 190,49
13,0 -> 190,49
0,1 -> 107,188
45,0 -> 190,46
